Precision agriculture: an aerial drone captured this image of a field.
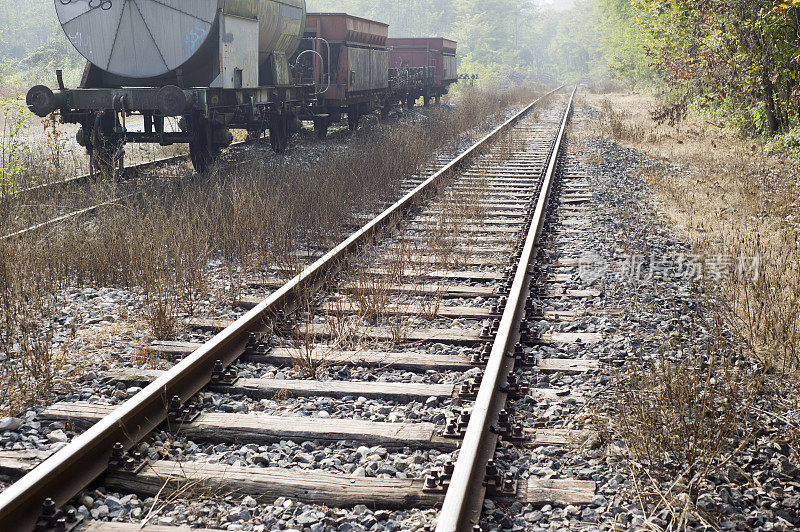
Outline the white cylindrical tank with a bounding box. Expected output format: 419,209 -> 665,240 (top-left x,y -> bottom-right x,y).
55,0 -> 306,80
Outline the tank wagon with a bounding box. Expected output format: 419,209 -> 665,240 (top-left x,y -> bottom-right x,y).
26,1 -> 458,173
27,0 -> 314,173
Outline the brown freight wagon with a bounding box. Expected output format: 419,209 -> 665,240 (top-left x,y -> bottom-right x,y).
387,37 -> 458,107
297,13 -> 389,137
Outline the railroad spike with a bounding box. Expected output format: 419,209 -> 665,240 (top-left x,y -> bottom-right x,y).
498,409 -> 509,424
244,333 -> 260,355
442,460 -> 455,479
458,382 -> 473,398
35,498 -> 58,531
443,418 -> 459,437
168,395 -> 183,416
422,474 -> 439,492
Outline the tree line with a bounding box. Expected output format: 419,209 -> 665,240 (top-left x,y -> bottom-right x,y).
605,0 -> 800,136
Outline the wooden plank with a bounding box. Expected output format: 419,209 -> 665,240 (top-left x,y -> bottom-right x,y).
406,255 -> 504,266
0,449 -> 52,479
143,341 -> 475,371
337,282 -> 499,298
392,235 -> 510,247
315,301 -> 498,319
104,460 -> 443,509
525,429 -> 596,447
142,340 -> 198,359
249,347 -> 474,371
186,317 -> 600,345
215,378 -> 455,402
406,224 -> 520,234
243,282 -> 501,299
518,478 -> 596,505
541,289 -> 601,298
361,268 -> 503,281
186,318 -> 236,332
560,195 -> 592,204
101,369 -> 459,402
315,301 -> 577,320
413,216 -> 522,226
42,403 -> 455,450
430,190 -> 532,199
82,525 -> 218,532
294,323 -> 484,345
538,332 -> 603,344
538,358 -> 599,373
294,323 -> 602,346
424,208 -> 528,217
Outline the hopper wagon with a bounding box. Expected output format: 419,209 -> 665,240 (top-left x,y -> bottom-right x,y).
387,38 -> 458,108
294,13 -> 389,138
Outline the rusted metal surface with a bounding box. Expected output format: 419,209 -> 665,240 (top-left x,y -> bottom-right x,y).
436,86 -> 577,532
347,48 -> 389,92
387,37 -> 458,86
0,87 -> 563,532
304,13 -> 389,102
1,196 -> 127,242
306,13 -> 389,45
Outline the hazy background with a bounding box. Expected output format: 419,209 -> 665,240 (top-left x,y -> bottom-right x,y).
0,0 -> 641,91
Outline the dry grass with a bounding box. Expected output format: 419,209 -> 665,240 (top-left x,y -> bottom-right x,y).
587,91 -> 800,377
586,90 -> 800,523
0,85 -> 545,412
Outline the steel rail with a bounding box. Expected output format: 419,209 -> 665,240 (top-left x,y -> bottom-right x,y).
0,85 -> 565,532
3,140 -> 257,200
435,85 -> 578,532
5,153 -> 188,199
1,196 -> 128,241
1,141 -> 258,240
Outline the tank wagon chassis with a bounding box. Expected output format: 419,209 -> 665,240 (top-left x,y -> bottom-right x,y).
28,78 -> 316,174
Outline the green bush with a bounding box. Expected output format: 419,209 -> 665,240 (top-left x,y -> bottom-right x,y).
766,127 -> 800,159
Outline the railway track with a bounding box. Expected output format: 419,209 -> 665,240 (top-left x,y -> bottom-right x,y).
0,86 -> 585,531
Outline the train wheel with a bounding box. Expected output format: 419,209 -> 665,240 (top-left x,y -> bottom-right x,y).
88,113 -> 125,180
269,113 -> 289,153
313,118 -> 328,139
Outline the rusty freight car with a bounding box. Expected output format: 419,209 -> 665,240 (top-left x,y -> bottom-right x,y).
296,13 -> 389,137
387,37 -> 458,108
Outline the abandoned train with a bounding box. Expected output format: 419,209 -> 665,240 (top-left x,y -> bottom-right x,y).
25,0 -> 459,174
